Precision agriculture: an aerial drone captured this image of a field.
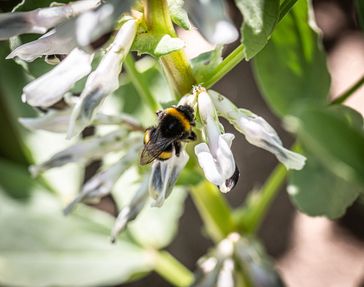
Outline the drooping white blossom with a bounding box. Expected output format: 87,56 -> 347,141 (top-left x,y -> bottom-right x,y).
6,28 -> 75,62
209,90 -> 306,170
185,0 -> 238,44
63,141 -> 142,215
110,175 -> 150,243
194,88 -> 238,193
22,48 -> 93,108
19,108 -> 72,133
29,129 -> 127,176
75,0 -> 135,50
0,0 -> 101,40
19,105 -> 143,134
149,150 -> 189,207
67,19 -> 138,139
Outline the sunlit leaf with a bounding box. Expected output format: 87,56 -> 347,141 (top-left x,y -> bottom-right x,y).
132,33 -> 184,57
288,149 -> 361,219
235,0 -> 280,59
297,108 -> 364,186
253,0 -> 330,117
0,161 -> 153,287
168,0 -> 191,30
191,46 -> 223,83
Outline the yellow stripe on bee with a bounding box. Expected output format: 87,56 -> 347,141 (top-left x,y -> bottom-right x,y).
158,150 -> 173,160
164,108 -> 191,130
144,130 -> 151,144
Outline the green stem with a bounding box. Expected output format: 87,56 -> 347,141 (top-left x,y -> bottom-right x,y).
124,54 -> 161,112
331,74 -> 364,105
189,181 -> 235,243
203,0 -> 299,88
144,0 -> 195,97
204,45 -> 244,88
153,250 -> 194,287
236,164 -> 287,234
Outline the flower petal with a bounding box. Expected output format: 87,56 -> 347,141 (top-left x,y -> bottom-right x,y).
19,108 -> 72,133
0,0 -> 101,40
6,28 -> 75,62
110,175 -> 149,243
196,88 -> 238,191
149,150 -> 189,207
195,143 -> 225,186
209,90 -> 306,170
22,48 -> 93,108
75,0 -> 135,51
67,19 -> 138,138
29,129 -> 128,176
185,0 -> 238,44
63,142 -> 141,215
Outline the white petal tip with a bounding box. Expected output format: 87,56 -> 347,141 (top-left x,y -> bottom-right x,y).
211,21 -> 239,45
29,165 -> 41,178
21,93 -> 27,103
279,150 -> 307,170
5,53 -> 14,60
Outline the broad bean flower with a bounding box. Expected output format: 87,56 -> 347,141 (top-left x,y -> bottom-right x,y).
2,0 -> 305,243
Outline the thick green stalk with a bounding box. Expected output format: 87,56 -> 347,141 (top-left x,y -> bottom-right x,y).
204,45 -> 244,88
124,54 -> 161,112
153,251 -> 194,287
235,164 -> 287,234
144,0 -> 195,97
189,181 -> 235,243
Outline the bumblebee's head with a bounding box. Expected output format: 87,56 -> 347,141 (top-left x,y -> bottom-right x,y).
176,105 -> 195,125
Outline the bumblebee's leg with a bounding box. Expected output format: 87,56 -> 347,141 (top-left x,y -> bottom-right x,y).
174,141 -> 182,157
188,131 -> 197,141
156,110 -> 164,119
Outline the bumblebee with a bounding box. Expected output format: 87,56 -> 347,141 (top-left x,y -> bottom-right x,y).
140,105 -> 196,165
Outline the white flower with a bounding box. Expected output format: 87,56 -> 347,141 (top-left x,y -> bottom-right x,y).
209,90 -> 306,170
0,0 -> 101,40
194,88 -> 238,193
22,48 -> 93,108
63,141 -> 141,215
185,0 -> 238,44
30,129 -> 127,176
19,108 -> 72,133
67,19 -> 138,139
111,175 -> 150,243
6,29 -> 75,62
19,104 -> 143,134
149,150 -> 189,207
74,0 -> 135,51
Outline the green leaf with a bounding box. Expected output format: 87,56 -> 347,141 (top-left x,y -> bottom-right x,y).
0,43 -> 34,166
355,0 -> 364,31
191,46 -> 223,83
168,0 -> 191,30
329,105 -> 364,129
297,108 -> 364,186
132,33 -> 185,57
235,0 -> 280,59
0,159 -> 45,199
288,149 -> 361,219
253,0 -> 330,117
0,167 -> 153,287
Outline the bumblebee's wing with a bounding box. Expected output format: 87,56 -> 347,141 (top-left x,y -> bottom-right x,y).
140,135 -> 176,165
